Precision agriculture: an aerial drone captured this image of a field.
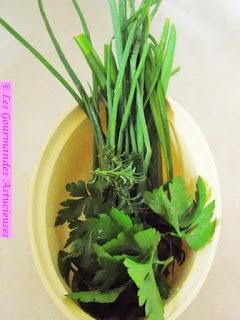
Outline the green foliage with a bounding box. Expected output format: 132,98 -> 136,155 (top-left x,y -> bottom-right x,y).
55,179 -> 110,227
144,176 -> 216,250
144,176 -> 193,234
67,285 -> 127,303
94,152 -> 144,213
124,229 -> 165,320
59,207 -> 173,319
181,178 -> 216,250
0,1 -> 217,319
55,198 -> 85,226
74,34 -> 106,90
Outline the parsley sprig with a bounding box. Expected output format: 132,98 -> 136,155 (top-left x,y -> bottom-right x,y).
144,176 -> 216,251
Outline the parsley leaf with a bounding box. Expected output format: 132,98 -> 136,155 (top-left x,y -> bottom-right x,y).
124,229 -> 164,320
179,177 -> 216,251
66,180 -> 88,197
55,179 -> 110,226
110,208 -> 133,229
143,176 -> 192,234
65,213 -> 122,248
182,177 -> 216,250
67,285 -> 127,303
65,208 -> 135,248
144,176 -> 216,251
55,198 -> 85,226
95,223 -> 144,257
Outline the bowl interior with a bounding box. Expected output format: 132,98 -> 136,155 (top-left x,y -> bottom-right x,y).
29,99 -> 221,320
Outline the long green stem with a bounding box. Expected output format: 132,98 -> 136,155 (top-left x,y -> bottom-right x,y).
161,23 -> 176,93
159,18 -> 170,54
150,0 -> 163,18
0,17 -> 83,107
72,0 -> 92,42
75,34 -> 106,91
144,43 -> 161,107
129,118 -> 137,152
38,0 -> 87,99
107,21 -> 138,148
105,45 -> 114,119
122,0 -> 151,30
117,42 -> 150,152
71,0 -> 99,106
108,0 -> 123,66
136,84 -> 152,175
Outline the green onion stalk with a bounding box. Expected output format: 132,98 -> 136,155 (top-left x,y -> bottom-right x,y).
0,0 -> 177,206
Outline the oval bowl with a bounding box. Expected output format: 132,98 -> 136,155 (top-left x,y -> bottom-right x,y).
28,98 -> 221,320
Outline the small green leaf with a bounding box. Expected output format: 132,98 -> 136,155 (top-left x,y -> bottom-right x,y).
63,239 -> 84,260
91,268 -> 118,290
168,176 -> 193,220
143,188 -> 166,216
180,177 -> 216,250
193,200 -> 215,226
144,176 -> 216,251
124,258 -> 150,287
145,184 -> 180,233
66,181 -> 88,197
123,227 -> 164,320
110,208 -> 133,229
55,198 -> 85,226
182,200 -> 216,251
124,257 -> 164,320
100,231 -> 139,256
134,228 -> 161,253
65,213 -> 125,248
92,244 -> 127,290
143,176 -> 193,234
84,197 -> 109,218
188,176 -> 208,225
94,243 -> 116,264
67,285 -> 127,303
183,219 -> 216,251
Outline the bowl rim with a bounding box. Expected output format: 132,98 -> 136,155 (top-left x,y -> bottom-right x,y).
28,97 -> 221,320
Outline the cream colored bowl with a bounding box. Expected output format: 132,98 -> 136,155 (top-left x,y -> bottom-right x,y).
28,98 -> 221,320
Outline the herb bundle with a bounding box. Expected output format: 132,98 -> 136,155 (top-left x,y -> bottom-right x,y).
0,1 -> 217,319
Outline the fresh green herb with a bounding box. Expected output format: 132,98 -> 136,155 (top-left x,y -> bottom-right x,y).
0,1 -> 217,319
67,285 -> 127,303
124,229 -> 164,320
144,176 -> 216,251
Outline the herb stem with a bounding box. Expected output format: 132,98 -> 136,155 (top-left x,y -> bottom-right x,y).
107,21 -> 138,149
0,17 -> 83,107
38,0 -> 87,100
117,42 -> 150,152
108,0 -> 123,67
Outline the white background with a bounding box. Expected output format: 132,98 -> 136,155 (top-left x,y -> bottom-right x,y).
0,0 -> 240,319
